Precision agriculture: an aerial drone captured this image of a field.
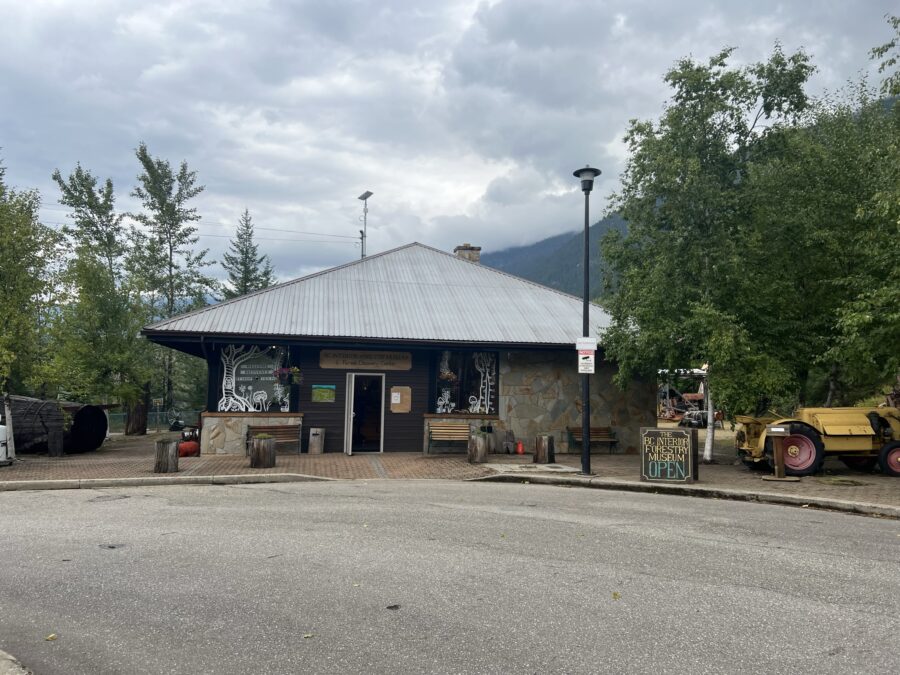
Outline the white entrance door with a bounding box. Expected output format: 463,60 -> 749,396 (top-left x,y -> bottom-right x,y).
343,373 -> 385,455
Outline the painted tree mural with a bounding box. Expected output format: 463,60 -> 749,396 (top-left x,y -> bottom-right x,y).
217,345 -> 263,411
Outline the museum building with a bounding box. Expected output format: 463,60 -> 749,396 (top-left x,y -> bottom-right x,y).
142,243 -> 655,455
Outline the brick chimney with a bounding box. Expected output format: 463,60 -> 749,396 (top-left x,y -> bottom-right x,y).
453,243 -> 481,263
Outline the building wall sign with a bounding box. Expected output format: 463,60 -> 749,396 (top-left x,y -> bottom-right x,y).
319,350 -> 412,371
640,427 -> 698,483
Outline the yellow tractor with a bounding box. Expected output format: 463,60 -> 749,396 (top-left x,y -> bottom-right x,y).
735,407 -> 900,477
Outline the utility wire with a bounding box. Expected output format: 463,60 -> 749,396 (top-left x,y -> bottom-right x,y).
43,210 -> 358,240
196,233 -> 357,244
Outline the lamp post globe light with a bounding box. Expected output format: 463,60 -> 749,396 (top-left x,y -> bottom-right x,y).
573,165 -> 601,475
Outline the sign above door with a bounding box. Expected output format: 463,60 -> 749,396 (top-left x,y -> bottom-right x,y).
320,350 -> 412,371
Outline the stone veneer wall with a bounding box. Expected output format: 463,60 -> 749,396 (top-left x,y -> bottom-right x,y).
200,414 -> 304,455
497,351 -> 655,454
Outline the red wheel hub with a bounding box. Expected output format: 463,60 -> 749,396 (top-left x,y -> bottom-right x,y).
886,446 -> 900,474
782,434 -> 816,470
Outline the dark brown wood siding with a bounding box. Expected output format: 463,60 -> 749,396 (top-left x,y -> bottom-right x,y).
294,347 -> 430,452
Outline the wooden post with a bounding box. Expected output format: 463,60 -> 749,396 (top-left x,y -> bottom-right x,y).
154,440 -> 179,473
534,435 -> 555,464
485,430 -> 497,454
502,430 -> 515,454
250,437 -> 276,468
467,425 -> 487,464
48,427 -> 64,458
773,437 -> 785,479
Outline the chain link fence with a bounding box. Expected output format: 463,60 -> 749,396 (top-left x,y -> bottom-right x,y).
107,410 -> 203,434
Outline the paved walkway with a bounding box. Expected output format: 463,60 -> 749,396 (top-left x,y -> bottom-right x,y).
2,432 -> 899,512
0,433 -> 493,482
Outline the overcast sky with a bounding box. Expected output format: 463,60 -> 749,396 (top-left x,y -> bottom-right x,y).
1,1 -> 895,280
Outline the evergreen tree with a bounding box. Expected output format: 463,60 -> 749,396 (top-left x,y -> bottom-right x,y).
221,209 -> 275,299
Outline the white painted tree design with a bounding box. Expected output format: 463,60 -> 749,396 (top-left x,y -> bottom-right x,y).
217,345 -> 262,411
467,352 -> 495,414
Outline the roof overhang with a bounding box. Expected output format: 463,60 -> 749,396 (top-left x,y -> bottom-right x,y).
142,329 -> 601,359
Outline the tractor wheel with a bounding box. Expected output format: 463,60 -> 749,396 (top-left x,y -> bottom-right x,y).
878,442 -> 900,477
840,456 -> 878,472
766,425 -> 825,476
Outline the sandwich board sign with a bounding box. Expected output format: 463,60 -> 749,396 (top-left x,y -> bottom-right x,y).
640,427 -> 698,483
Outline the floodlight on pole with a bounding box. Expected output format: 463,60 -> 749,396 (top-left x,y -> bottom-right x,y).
572,165 -> 601,476
358,191 -> 373,259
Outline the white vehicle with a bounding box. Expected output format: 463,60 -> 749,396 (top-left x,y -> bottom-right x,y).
0,424 -> 11,466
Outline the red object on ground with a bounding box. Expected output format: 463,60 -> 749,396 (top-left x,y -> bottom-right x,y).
515,441 -> 525,455
178,441 -> 200,457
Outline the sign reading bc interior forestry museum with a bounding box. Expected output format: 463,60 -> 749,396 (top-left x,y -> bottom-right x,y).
640,427 -> 698,483
319,350 -> 412,370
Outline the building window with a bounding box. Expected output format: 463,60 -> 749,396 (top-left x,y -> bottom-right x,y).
434,351 -> 497,415
218,345 -> 291,412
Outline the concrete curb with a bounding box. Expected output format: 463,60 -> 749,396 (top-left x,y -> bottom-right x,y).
2,470 -> 896,519
0,649 -> 30,675
0,473 -> 332,491
472,472 -> 900,519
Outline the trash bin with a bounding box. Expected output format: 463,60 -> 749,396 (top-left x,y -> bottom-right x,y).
309,427 -> 325,454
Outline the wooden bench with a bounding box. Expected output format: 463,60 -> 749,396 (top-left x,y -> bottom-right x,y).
566,426 -> 618,453
427,421 -> 471,454
246,424 -> 301,455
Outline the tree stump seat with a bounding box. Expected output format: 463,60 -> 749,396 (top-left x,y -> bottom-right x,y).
245,424 -> 301,455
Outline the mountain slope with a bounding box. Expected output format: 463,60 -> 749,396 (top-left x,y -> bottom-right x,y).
481,213 -> 625,298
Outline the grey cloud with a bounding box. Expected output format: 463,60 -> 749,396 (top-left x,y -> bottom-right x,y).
1,0 -> 895,283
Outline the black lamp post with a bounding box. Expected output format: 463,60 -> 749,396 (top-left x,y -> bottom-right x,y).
573,165 -> 601,475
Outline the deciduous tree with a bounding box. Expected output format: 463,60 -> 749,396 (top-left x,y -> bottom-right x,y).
0,160 -> 62,395
45,165 -> 150,417
129,143 -> 216,408
602,46 -> 814,459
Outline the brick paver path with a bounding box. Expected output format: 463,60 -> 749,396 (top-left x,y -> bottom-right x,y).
0,433 -> 492,482
2,432 -> 899,508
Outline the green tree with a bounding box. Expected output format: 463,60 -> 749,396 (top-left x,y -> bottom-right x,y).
871,14 -> 900,97
828,22 -> 900,401
129,143 -> 216,408
52,164 -> 126,278
221,209 -> 275,299
44,165 -> 150,409
0,160 -> 62,395
602,46 -> 814,459
748,83 -> 898,406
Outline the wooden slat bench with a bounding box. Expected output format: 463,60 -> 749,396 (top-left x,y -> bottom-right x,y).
566,426 -> 618,453
246,424 -> 301,455
427,421 -> 471,454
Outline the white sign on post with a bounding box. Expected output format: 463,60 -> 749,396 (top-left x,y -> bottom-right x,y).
578,350 -> 595,374
575,337 -> 597,351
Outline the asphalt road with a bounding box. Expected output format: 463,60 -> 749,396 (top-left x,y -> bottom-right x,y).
0,481 -> 898,674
